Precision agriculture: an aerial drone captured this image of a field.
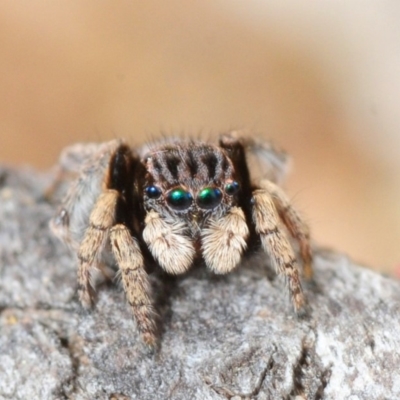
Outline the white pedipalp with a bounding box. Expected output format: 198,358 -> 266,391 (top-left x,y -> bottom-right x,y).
201,206 -> 249,274
142,210 -> 195,274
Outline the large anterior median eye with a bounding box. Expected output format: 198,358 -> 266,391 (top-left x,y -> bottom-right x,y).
197,187 -> 222,210
167,188 -> 193,210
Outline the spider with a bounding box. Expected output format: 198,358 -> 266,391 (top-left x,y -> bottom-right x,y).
50,133 -> 312,346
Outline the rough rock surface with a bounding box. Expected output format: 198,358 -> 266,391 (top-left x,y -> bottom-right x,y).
0,165 -> 399,400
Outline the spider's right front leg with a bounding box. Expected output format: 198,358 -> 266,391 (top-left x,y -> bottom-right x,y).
110,224 -> 157,346
77,144 -> 157,345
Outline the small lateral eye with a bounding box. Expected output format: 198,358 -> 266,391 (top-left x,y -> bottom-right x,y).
145,185 -> 162,199
197,187 -> 222,210
225,181 -> 239,195
167,188 -> 193,210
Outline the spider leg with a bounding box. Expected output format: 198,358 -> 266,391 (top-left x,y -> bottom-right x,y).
259,180 -> 313,279
110,224 -> 157,346
252,189 -> 305,310
77,144 -> 158,345
201,207 -> 249,274
219,131 -> 290,185
50,139 -> 122,251
77,189 -> 119,307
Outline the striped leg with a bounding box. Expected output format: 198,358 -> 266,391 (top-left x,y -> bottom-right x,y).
77,190 -> 118,307
260,180 -> 313,279
110,224 -> 157,346
252,189 -> 304,311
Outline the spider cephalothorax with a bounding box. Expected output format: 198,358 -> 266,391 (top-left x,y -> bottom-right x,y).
143,141 -> 239,234
51,133 -> 312,345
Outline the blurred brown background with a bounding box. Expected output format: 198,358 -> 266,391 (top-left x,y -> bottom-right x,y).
1,1 -> 399,274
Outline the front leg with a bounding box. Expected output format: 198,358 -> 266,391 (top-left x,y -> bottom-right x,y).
252,189 -> 305,310
110,224 -> 157,346
106,144 -> 158,345
76,142 -> 136,308
78,143 -> 158,345
259,180 -> 313,279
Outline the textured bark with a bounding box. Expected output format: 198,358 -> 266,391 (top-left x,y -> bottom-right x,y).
0,166 -> 399,400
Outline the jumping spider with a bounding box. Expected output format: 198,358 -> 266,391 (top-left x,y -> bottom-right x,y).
50,133 -> 312,345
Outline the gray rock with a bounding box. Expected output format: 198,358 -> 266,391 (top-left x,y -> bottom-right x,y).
0,166 -> 399,400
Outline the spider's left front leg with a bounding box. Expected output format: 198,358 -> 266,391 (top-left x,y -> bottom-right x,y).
251,188 -> 305,310
259,180 -> 313,279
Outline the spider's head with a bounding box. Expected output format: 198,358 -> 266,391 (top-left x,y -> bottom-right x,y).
142,141 -> 240,233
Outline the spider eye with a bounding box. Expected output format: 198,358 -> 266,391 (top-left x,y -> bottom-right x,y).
145,185 -> 162,199
167,188 -> 193,210
197,187 -> 222,209
225,181 -> 239,196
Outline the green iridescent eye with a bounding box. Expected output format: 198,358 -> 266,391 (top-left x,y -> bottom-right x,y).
197,187 -> 222,209
166,187 -> 193,210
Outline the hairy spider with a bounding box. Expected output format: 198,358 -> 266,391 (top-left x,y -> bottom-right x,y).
50,133 -> 312,345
